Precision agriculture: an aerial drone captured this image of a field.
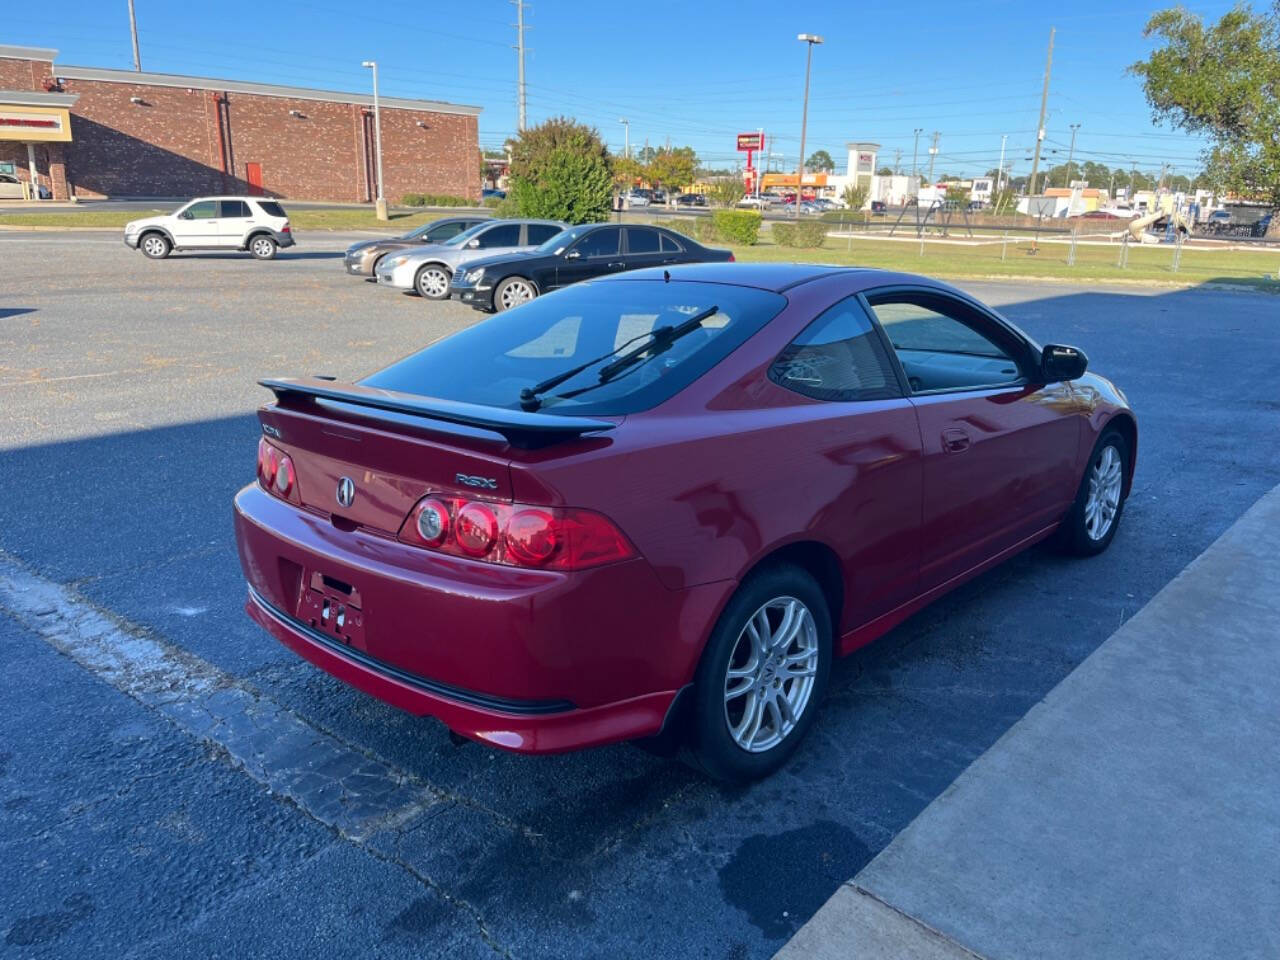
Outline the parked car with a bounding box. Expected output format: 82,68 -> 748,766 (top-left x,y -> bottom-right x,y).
123,196 -> 293,260
870,200 -> 888,215
235,263 -> 1136,780
1075,210 -> 1125,220
1206,209 -> 1231,226
481,188 -> 506,200
675,193 -> 707,207
0,172 -> 50,199
737,195 -> 771,209
652,189 -> 668,204
1256,213 -> 1273,235
344,215 -> 491,277
626,192 -> 651,208
374,219 -> 566,299
450,223 -> 732,312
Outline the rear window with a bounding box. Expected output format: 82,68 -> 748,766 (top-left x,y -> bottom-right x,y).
256,201 -> 286,218
362,280 -> 787,416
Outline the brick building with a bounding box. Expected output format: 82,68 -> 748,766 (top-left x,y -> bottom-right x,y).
0,44 -> 481,203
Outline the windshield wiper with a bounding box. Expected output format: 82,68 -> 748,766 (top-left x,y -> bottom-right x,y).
518,305 -> 718,411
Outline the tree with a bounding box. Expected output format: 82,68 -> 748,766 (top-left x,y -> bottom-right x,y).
710,178 -> 745,208
612,155 -> 643,190
1130,4 -> 1280,231
806,149 -> 835,173
876,166 -> 894,176
506,117 -> 614,224
645,146 -> 698,194
842,182 -> 869,210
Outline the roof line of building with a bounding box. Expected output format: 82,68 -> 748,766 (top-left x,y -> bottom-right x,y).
0,45 -> 59,62
53,65 -> 482,117
0,89 -> 80,107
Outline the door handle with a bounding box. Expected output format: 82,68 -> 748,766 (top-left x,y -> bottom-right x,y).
607,261 -> 626,269
942,428 -> 970,453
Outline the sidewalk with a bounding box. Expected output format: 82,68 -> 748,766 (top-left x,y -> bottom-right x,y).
778,482 -> 1280,960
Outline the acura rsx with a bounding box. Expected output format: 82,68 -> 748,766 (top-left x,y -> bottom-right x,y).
233,264 -> 1135,781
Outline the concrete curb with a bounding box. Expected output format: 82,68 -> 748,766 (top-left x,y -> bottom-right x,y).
777,481 -> 1280,960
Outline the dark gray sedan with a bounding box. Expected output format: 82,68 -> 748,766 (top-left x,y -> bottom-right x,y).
343,215 -> 490,277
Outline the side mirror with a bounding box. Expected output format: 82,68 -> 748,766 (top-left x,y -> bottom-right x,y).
180,211 -> 192,220
467,238 -> 480,248
563,249 -> 581,260
1041,344 -> 1088,382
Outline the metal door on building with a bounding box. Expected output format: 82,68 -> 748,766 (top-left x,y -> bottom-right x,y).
245,162 -> 263,195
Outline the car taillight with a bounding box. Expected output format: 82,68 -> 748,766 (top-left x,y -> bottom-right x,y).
256,437 -> 300,504
281,224 -> 291,233
399,496 -> 636,570
728,252 -> 736,262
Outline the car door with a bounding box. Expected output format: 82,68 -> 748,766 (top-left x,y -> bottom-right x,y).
766,294 -> 923,629
557,226 -> 623,287
622,226 -> 667,272
173,200 -> 219,246
864,287 -> 1082,590
470,221 -> 523,257
216,199 -> 252,246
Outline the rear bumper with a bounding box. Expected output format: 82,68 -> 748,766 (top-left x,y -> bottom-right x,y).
233,483 -> 730,753
274,230 -> 296,249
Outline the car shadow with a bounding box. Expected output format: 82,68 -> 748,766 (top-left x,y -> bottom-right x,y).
1,282 -> 1277,957
167,251 -> 344,261
0,307 -> 36,319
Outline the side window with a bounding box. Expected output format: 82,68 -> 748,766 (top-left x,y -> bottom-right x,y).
660,232 -> 684,253
769,298 -> 901,402
426,221 -> 466,242
526,223 -> 562,245
866,293 -> 1025,393
476,223 -> 522,248
626,228 -> 661,254
218,200 -> 250,218
184,201 -> 218,219
572,227 -> 621,258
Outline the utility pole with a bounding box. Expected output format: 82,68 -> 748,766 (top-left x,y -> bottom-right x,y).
795,33 -> 823,219
893,148 -> 903,175
513,0 -> 527,132
926,131 -> 940,182
1027,26 -> 1055,197
128,0 -> 142,71
997,134 -> 1007,193
361,60 -> 386,220
618,118 -> 629,159
911,128 -> 922,178
1064,122 -> 1080,188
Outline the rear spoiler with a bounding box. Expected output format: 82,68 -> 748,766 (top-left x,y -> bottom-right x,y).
259,377 -> 616,448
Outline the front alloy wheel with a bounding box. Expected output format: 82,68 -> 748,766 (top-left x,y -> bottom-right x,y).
1059,428 -> 1129,556
416,265 -> 451,299
495,277 -> 536,312
140,233 -> 170,259
687,564 -> 831,781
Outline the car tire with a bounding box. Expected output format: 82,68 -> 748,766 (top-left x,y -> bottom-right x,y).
1057,428 -> 1129,556
415,263 -> 452,300
684,564 -> 831,782
140,232 -> 171,260
249,235 -> 277,260
494,276 -> 537,312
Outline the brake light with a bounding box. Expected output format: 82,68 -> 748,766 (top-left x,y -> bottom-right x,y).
256,437 -> 300,504
399,496 -> 636,570
728,252 -> 736,262
281,224 -> 291,233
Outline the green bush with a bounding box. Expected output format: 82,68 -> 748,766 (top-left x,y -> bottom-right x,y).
711,209 -> 761,245
771,220 -> 828,248
490,196 -> 520,218
665,217 -> 698,240
508,117 -> 614,224
401,193 -> 472,208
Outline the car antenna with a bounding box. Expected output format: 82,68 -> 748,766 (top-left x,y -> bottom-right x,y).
663,269 -> 670,283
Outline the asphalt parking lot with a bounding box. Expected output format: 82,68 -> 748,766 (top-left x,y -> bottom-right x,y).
3,229 -> 1279,959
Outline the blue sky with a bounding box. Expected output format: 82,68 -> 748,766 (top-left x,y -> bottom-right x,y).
10,0 -> 1240,180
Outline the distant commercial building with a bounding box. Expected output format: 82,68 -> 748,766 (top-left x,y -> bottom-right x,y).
0,44 -> 481,203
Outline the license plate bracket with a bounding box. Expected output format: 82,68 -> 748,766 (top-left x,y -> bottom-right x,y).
297,570 -> 367,650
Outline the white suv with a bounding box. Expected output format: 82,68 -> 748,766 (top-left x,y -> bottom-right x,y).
124,196 -> 294,260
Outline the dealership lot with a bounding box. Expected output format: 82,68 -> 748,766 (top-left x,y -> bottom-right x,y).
3,231 -> 1279,958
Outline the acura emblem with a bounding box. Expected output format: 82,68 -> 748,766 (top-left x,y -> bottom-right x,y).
336,476 -> 356,508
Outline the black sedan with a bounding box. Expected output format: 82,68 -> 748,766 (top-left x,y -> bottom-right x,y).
448,223 -> 733,312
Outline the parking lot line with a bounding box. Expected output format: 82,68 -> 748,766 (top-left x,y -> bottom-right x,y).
0,550 -> 441,842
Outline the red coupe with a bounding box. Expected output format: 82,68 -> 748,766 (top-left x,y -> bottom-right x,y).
234,264 -> 1135,780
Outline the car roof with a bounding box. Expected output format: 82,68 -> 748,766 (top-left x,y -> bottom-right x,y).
600,262 -> 955,294
185,196 -> 281,202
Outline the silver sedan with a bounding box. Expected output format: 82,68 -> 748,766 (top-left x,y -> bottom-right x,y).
375,219 -> 566,299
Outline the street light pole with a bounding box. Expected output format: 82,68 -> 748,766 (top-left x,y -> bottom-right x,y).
361,60 -> 387,221
911,128 -> 922,179
795,33 -> 823,219
618,118 -> 630,159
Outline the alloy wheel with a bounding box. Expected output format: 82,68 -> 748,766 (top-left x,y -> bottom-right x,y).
1084,444 -> 1123,541
142,236 -> 167,257
252,237 -> 275,258
723,597 -> 819,753
419,267 -> 450,298
499,279 -> 534,310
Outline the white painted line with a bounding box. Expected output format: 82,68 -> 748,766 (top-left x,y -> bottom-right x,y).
0,551 -> 440,841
